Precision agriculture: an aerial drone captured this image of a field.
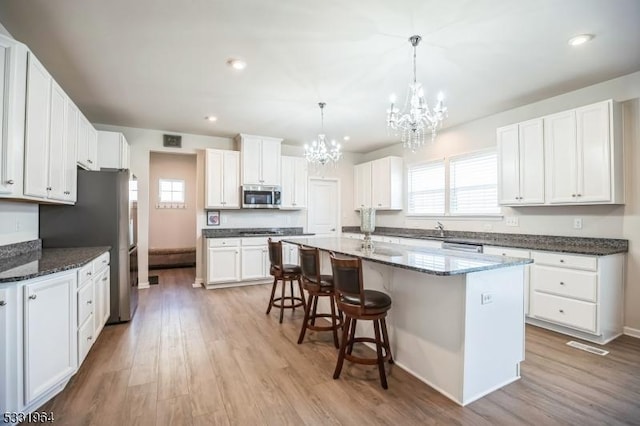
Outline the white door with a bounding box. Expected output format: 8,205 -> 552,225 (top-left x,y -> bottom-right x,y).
545,110 -> 577,204
222,151 -> 240,208
308,178 -> 339,236
24,272 -> 76,405
207,247 -> 240,284
47,82 -> 67,201
576,101 -> 611,203
260,138 -> 282,185
497,124 -> 520,204
519,118 -> 545,204
241,246 -> 267,280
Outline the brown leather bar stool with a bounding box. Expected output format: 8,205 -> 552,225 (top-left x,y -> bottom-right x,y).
266,238 -> 306,323
297,246 -> 343,348
330,254 -> 393,389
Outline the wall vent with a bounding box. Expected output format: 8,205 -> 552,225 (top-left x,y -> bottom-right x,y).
566,340 -> 609,356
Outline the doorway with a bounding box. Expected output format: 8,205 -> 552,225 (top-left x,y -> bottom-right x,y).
307,178 -> 340,236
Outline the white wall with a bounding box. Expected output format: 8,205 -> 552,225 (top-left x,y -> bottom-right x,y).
0,201 -> 38,245
0,20 -> 12,38
361,71 -> 640,330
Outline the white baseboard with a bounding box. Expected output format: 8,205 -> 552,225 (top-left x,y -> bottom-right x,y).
138,281 -> 150,289
192,277 -> 203,288
623,326 -> 640,339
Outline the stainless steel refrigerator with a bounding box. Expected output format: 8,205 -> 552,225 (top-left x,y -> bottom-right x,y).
39,169 -> 138,323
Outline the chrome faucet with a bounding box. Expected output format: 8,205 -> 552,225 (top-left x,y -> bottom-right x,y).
435,221 -> 445,237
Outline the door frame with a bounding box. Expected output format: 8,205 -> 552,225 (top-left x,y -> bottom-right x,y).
307,176 -> 341,235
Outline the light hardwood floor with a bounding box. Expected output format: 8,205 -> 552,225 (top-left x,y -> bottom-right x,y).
35,267 -> 640,425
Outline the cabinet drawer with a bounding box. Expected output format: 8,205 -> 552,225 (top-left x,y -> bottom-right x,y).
531,292 -> 597,333
93,252 -> 110,273
78,282 -> 94,326
532,251 -> 597,271
531,266 -> 597,302
78,313 -> 95,363
484,246 -> 530,258
241,237 -> 269,246
208,238 -> 241,248
78,263 -> 93,284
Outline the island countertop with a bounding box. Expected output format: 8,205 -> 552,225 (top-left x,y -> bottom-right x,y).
283,237 -> 532,276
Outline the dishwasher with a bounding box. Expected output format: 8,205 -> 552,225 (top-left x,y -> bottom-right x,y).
441,241 -> 484,253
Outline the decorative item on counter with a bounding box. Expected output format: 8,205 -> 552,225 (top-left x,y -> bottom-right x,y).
360,207 -> 376,251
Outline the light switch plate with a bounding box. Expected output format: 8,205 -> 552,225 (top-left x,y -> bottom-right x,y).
574,218 -> 583,229
481,293 -> 494,305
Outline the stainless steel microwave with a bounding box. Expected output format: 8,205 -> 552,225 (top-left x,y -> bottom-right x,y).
242,185 -> 281,209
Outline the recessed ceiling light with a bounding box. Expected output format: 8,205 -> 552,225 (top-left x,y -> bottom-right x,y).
226,58 -> 247,70
205,116 -> 218,122
568,34 -> 594,46
343,136 -> 350,141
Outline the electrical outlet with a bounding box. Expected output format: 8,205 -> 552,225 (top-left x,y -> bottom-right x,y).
505,217 -> 519,227
221,214 -> 228,225
481,293 -> 494,305
573,218 -> 583,229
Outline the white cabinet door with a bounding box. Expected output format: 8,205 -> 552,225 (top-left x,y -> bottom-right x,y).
24,53 -> 51,199
222,151 -> 240,208
371,158 -> 391,208
241,136 -> 262,185
519,119 -> 545,204
77,114 -> 90,169
64,101 -> 78,203
545,110 -> 577,204
97,130 -> 123,169
23,272 -> 76,406
483,246 -> 531,316
241,246 -> 267,280
0,36 -> 27,197
88,126 -> 98,170
497,124 -> 520,205
293,158 -> 308,208
205,149 -> 239,208
47,81 -> 67,201
94,269 -> 110,336
0,287 -> 13,414
354,162 -> 372,209
576,101 -> 611,203
260,138 -> 282,185
207,247 -> 241,284
280,156 -> 295,208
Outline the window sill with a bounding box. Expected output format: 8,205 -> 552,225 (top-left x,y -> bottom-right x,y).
405,214 -> 504,221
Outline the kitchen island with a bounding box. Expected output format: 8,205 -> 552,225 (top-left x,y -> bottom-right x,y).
284,237 -> 532,406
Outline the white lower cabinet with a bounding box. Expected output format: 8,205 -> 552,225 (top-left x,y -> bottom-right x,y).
483,246 -> 531,316
528,250 -> 624,344
206,239 -> 241,284
23,271 -> 76,407
241,246 -> 268,280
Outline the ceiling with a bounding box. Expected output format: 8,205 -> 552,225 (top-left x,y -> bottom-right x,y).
1,0 -> 639,153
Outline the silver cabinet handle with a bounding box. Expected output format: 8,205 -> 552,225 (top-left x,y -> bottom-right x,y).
559,259 -> 565,263
87,271 -> 92,276
0,300 -> 6,306
88,336 -> 93,341
559,282 -> 565,286
87,300 -> 92,304
6,180 -> 14,185
330,228 -> 336,231
88,159 -> 93,164
64,191 -> 70,195
102,277 -> 107,281
559,309 -> 564,314
571,194 -> 576,197
46,187 -> 52,191
577,194 -> 582,197
29,294 -> 37,300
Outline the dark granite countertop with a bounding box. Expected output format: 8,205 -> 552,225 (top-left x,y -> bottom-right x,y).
341,227 -> 628,256
0,246 -> 110,284
283,237 -> 532,276
203,227 -> 314,238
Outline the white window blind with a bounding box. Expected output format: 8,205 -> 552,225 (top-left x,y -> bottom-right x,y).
159,179 -> 185,203
407,161 -> 445,215
450,151 -> 499,215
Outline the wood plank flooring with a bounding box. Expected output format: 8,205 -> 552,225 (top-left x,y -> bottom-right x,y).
34,267 -> 640,425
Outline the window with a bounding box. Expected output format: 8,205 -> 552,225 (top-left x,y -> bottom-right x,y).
407,161 -> 445,215
129,180 -> 138,202
159,179 -> 185,203
449,151 -> 499,215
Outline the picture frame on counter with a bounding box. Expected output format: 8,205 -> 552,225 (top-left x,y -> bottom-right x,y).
206,210 -> 220,226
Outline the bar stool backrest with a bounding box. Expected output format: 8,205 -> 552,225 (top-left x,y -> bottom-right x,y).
267,238 -> 283,270
330,254 -> 364,307
299,246 -> 321,283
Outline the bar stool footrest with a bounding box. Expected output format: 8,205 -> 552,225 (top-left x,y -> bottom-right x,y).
343,337 -> 392,365
270,296 -> 305,309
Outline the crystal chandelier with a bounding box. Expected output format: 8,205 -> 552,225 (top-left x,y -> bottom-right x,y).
387,35 -> 448,151
304,102 -> 342,166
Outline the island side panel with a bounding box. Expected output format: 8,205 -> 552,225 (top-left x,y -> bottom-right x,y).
462,265 -> 525,405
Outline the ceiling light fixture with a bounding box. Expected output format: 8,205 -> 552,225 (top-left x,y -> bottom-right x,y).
304,102 -> 342,166
205,116 -> 218,122
226,58 -> 247,70
343,136 -> 350,141
568,34 -> 594,46
387,35 -> 448,151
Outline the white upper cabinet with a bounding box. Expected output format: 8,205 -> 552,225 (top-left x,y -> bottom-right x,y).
236,134 -> 282,186
98,130 -> 130,170
0,35 -> 27,197
205,148 -> 240,209
353,156 -> 402,210
64,101 -> 79,203
280,156 -> 308,209
77,113 -> 98,171
545,100 -> 623,205
46,81 -> 67,202
497,118 -> 545,205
